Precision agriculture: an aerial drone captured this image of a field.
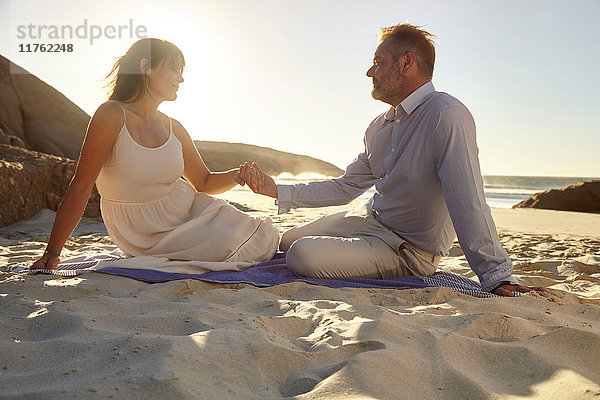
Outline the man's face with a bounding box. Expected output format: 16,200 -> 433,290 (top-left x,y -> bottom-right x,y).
366,39 -> 407,106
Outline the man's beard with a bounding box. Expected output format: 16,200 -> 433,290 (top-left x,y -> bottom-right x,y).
371,66 -> 407,104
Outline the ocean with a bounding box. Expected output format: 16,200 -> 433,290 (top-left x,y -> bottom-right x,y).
274,174 -> 598,209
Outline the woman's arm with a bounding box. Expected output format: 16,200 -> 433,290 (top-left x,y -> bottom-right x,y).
202,168 -> 244,194
171,118 -> 243,195
31,101 -> 123,269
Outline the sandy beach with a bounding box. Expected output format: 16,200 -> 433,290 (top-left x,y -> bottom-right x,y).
1,189 -> 599,399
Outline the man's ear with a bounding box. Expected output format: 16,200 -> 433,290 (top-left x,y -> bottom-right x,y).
139,58 -> 149,74
403,52 -> 416,73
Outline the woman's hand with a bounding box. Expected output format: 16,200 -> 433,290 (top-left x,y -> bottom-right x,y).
30,254 -> 61,270
234,166 -> 246,186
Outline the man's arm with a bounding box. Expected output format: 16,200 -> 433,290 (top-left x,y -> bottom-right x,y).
276,149 -> 378,214
241,138 -> 379,214
433,104 -> 524,293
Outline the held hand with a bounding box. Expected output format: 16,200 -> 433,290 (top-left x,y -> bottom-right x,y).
233,167 -> 245,186
30,254 -> 60,271
492,283 -> 550,297
247,162 -> 277,198
238,162 -> 276,197
238,162 -> 255,188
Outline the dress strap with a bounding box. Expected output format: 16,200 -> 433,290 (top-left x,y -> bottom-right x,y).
168,117 -> 172,134
110,100 -> 127,122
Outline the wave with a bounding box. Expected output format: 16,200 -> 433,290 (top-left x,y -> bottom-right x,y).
483,175 -> 598,190
275,172 -> 336,181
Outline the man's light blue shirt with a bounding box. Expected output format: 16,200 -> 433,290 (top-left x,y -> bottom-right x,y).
277,81 -> 518,291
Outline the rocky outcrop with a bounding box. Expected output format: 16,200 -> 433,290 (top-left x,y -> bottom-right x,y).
514,180 -> 600,213
0,55 -> 90,159
0,124 -> 27,148
194,140 -> 344,177
0,144 -> 99,227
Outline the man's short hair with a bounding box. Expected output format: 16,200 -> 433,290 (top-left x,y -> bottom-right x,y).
379,23 -> 436,80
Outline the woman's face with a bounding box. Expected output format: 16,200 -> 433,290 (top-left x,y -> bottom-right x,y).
146,59 -> 184,101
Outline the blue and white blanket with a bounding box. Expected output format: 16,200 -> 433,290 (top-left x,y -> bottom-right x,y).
14,252 -> 505,298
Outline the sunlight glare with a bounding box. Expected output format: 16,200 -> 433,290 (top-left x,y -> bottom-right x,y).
43,278 -> 86,287
27,307 -> 49,319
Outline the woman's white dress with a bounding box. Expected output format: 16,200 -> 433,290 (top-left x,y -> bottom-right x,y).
93,103 -> 279,274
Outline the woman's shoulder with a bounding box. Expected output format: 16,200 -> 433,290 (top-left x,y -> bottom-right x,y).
94,100 -> 125,120
86,101 -> 125,141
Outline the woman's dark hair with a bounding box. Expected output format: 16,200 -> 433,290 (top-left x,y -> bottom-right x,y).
105,38 -> 185,102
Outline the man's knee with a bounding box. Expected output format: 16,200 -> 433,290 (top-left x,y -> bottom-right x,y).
286,237 -> 324,277
279,229 -> 297,251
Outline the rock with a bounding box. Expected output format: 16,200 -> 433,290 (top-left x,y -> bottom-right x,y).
0,55 -> 90,159
0,123 -> 27,148
0,144 -> 99,227
513,180 -> 600,213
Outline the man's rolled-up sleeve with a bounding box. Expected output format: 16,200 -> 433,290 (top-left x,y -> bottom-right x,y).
433,104 -> 519,292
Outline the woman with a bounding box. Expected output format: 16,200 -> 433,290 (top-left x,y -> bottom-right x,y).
31,38 -> 279,271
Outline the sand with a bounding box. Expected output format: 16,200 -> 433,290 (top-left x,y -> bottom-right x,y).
1,189 -> 600,399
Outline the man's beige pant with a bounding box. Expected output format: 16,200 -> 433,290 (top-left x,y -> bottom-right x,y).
280,200 -> 441,279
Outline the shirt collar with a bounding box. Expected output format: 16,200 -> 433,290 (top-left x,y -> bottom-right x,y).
385,81 -> 435,120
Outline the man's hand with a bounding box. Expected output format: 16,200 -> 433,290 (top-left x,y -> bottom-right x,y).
239,162 -> 278,198
492,283 -> 550,297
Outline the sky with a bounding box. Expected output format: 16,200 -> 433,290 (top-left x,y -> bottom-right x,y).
1,0 -> 599,177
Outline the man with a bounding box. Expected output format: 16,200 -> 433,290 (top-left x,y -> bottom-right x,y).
240,23 -> 546,296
